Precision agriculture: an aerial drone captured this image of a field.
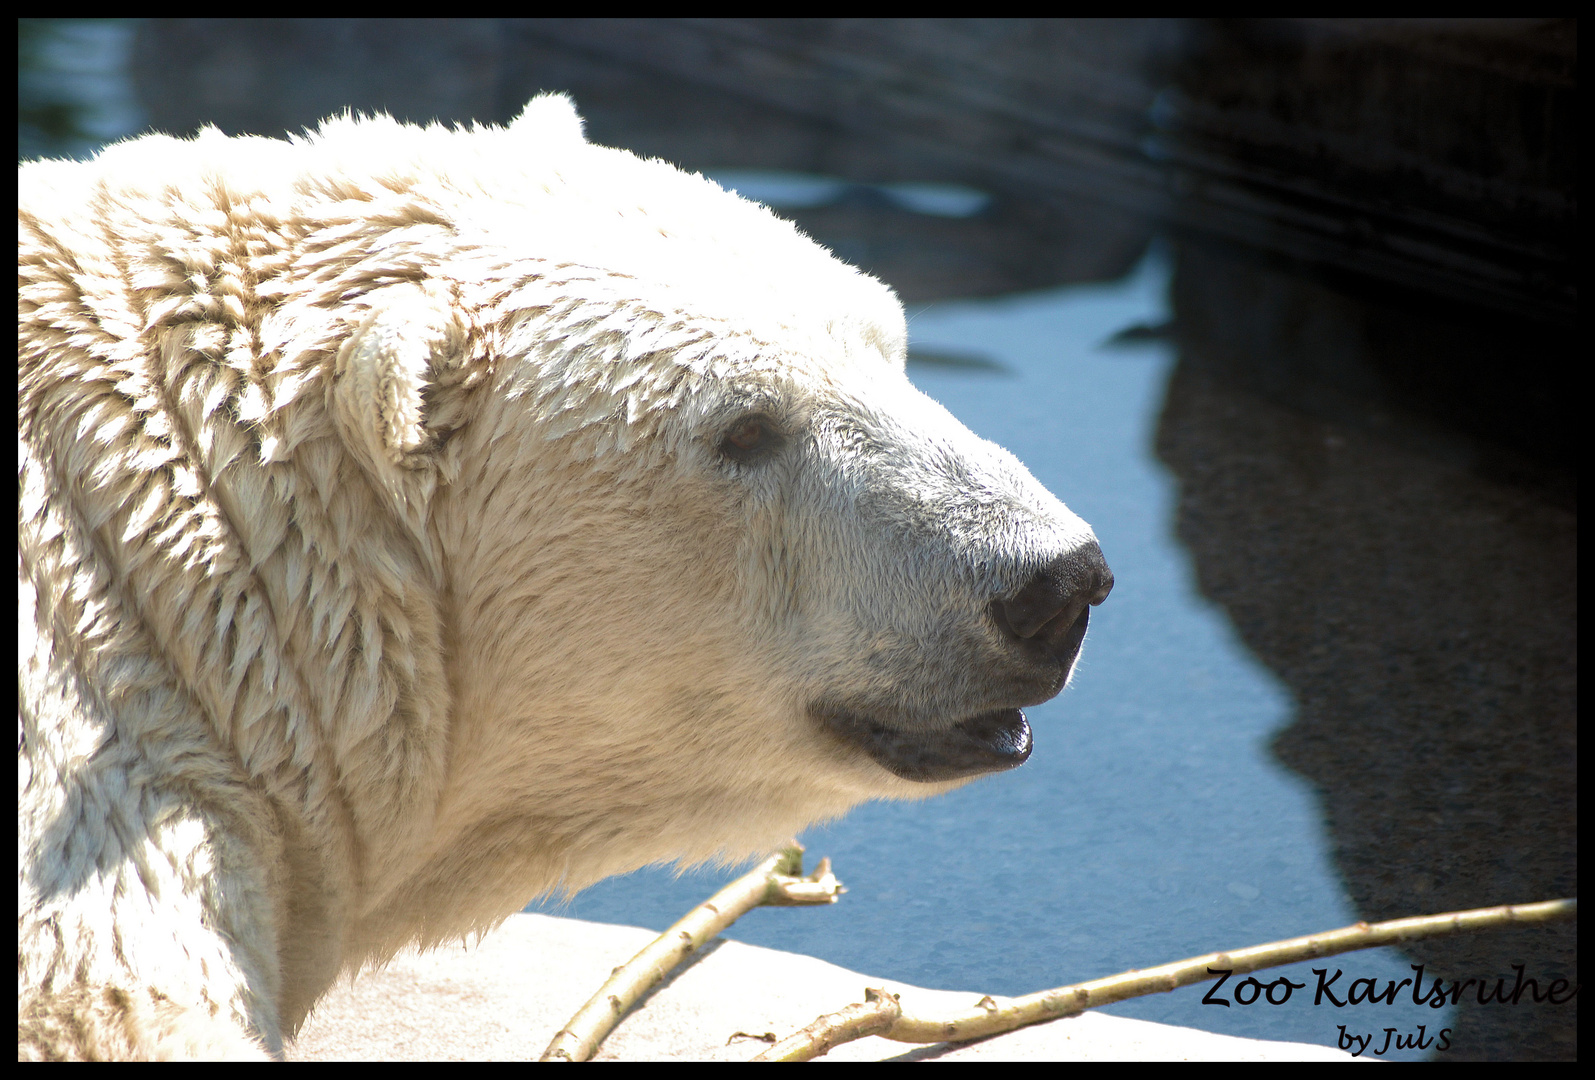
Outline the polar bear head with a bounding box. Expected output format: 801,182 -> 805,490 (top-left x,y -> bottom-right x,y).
311,95 -> 1113,909
18,95 -> 1110,1053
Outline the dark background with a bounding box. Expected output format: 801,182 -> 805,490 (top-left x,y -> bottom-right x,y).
20,19 -> 1576,1059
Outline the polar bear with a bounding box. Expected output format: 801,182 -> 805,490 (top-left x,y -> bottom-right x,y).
18,96 -> 1112,1060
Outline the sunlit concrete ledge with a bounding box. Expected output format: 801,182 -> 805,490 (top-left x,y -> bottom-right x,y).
286,913 -> 1352,1061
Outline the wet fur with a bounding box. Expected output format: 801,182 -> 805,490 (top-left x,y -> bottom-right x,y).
18,96 -> 1098,1059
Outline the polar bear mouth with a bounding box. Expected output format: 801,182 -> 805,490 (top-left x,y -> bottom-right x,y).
814,705 -> 1033,783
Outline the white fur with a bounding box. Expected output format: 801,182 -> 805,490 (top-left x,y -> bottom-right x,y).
18,95 -> 1100,1059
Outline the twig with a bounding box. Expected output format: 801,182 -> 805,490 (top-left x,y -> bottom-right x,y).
765,987 -> 903,1060
753,897 -> 1577,1061
540,841 -> 844,1062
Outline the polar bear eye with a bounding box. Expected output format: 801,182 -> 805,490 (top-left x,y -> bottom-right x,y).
718,414 -> 784,463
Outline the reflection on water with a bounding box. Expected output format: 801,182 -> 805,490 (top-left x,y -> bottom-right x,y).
905,348 -> 1011,376
708,170 -> 993,219
17,19 -> 143,160
1158,241 -> 1576,1059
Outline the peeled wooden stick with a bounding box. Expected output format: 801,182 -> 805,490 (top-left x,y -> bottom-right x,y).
753,897 -> 1577,1062
540,842 -> 843,1062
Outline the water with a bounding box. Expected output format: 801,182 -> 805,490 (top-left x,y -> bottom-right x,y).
708,170 -> 993,218
18,19 -> 144,161
526,247 -> 1452,1058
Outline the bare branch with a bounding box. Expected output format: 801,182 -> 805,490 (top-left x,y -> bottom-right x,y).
755,897 -> 1577,1061
540,841 -> 843,1062
753,988 -> 903,1062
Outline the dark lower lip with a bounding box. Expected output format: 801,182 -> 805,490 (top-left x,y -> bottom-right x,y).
816,705 -> 1033,783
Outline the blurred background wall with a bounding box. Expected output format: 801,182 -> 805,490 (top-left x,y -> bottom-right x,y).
22,18 -> 1577,476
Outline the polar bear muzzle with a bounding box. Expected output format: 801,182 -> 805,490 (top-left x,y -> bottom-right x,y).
815,544 -> 1113,782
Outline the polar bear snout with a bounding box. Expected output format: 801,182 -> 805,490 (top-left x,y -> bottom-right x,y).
811,541 -> 1112,786
990,543 -> 1115,671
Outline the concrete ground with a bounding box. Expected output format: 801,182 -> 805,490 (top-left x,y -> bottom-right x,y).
286,913 -> 1351,1061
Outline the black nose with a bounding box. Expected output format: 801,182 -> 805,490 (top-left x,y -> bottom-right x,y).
991,544 -> 1114,660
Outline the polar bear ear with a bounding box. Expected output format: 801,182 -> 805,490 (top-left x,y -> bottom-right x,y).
511,93 -> 587,144
332,282 -> 476,493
